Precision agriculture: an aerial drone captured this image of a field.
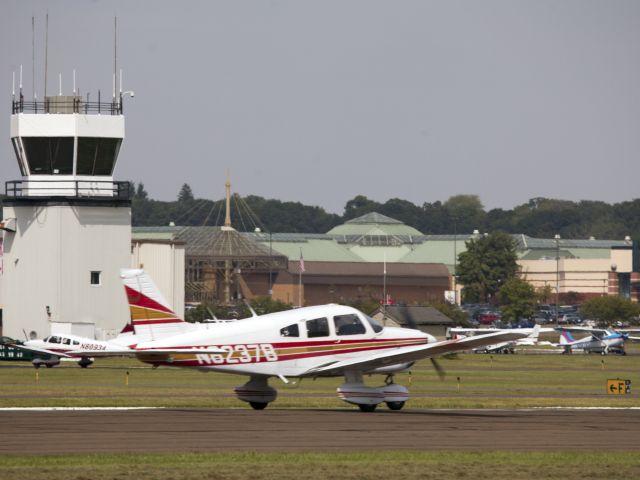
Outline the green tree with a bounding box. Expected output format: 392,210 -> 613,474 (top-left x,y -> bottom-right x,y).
536,284 -> 553,304
178,183 -> 194,202
444,194 -> 485,235
580,296 -> 640,327
457,232 -> 519,303
498,277 -> 537,322
134,182 -> 148,200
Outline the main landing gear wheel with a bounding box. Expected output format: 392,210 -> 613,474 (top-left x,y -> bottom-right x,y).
386,401 -> 405,411
358,404 -> 377,412
249,402 -> 268,410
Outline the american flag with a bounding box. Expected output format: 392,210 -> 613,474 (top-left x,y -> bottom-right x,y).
298,249 -> 305,273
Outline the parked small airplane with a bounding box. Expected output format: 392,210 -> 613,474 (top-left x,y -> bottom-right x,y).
107,269 -> 527,411
448,325 -> 553,354
555,327 -> 637,355
8,327 -> 138,368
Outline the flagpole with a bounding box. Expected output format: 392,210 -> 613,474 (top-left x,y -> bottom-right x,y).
298,248 -> 304,307
298,269 -> 302,307
383,251 -> 387,321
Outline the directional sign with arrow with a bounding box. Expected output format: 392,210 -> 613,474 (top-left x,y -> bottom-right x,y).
607,379 -> 631,395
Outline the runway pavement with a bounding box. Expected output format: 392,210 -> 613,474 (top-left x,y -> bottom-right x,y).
0,408 -> 638,454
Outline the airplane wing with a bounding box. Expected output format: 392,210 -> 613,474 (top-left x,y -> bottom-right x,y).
7,343 -> 73,358
302,331 -> 528,377
555,326 -> 607,340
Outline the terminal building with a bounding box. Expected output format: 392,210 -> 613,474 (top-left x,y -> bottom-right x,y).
131,212 -> 639,310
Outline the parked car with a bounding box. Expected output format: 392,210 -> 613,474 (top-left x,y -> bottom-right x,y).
558,313 -> 582,325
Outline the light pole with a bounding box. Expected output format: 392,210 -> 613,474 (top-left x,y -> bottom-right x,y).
554,234 -> 560,325
255,227 -> 273,297
453,217 -> 458,305
268,231 -> 273,297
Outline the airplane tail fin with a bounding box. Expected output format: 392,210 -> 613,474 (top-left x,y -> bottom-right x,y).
559,330 -> 575,345
120,269 -> 188,340
529,324 -> 541,341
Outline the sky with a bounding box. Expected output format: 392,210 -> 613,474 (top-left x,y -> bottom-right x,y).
1,0 -> 639,214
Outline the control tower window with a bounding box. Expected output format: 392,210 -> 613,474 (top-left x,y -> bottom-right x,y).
77,137 -> 122,175
11,138 -> 27,175
22,137 -> 74,175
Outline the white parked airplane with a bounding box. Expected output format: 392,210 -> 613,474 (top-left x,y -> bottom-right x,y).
448,325 -> 554,354
8,327 -> 139,368
556,327 -> 639,355
107,269 -> 527,411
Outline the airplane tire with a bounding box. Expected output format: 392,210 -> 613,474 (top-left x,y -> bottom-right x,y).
386,401 -> 405,411
358,404 -> 377,412
249,402 -> 268,410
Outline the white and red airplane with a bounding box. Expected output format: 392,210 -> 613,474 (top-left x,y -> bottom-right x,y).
113,269 -> 526,411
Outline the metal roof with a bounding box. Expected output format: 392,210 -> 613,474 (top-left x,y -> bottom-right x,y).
345,212 -> 404,225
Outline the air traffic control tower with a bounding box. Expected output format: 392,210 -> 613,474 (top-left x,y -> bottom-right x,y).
1,93 -> 132,340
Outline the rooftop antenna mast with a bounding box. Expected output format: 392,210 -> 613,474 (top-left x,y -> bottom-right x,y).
32,16 -> 36,100
224,171 -> 232,229
44,13 -> 48,99
113,16 -> 117,100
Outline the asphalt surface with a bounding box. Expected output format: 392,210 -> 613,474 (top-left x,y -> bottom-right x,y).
0,408 -> 638,454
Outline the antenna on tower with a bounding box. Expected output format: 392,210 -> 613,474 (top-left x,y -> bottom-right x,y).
32,16 -> 36,100
113,16 -> 117,100
44,12 -> 49,99
59,73 -> 62,96
73,69 -> 76,95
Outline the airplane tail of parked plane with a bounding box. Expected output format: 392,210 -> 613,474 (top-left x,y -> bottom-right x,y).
559,330 -> 575,345
529,324 -> 541,341
120,269 -> 189,341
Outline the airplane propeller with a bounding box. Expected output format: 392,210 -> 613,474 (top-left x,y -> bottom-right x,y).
430,357 -> 446,381
399,305 -> 446,381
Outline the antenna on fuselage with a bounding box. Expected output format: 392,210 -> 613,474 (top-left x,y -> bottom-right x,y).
244,301 -> 259,318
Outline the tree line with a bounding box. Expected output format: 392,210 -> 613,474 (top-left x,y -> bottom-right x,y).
129,184 -> 640,240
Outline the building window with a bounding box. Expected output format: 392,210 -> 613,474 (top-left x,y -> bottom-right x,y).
76,137 -> 122,175
22,136 -> 74,175
90,271 -> 101,286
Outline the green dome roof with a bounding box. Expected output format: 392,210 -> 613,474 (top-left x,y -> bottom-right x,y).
327,212 -> 423,236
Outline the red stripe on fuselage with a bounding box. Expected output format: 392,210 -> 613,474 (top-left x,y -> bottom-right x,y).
141,337 -> 427,367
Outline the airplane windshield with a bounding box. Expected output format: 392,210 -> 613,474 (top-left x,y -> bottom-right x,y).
334,314 -> 366,336
364,315 -> 384,333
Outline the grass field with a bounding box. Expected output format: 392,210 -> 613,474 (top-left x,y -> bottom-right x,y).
1,351 -> 639,479
1,350 -> 639,409
0,451 -> 639,480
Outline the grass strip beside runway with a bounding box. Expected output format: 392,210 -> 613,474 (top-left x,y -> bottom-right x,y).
1,351 -> 639,409
0,452 -> 639,480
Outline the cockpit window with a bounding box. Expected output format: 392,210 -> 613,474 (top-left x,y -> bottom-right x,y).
62,338 -> 71,345
43,336 -> 50,342
364,315 -> 384,333
306,317 -> 330,338
334,314 -> 366,336
280,324 -> 299,337
49,336 -> 61,344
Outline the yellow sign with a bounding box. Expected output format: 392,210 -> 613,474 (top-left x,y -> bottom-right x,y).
607,379 -> 631,395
